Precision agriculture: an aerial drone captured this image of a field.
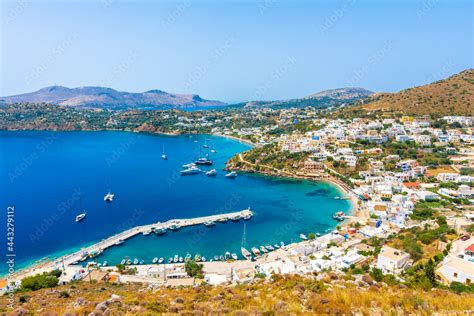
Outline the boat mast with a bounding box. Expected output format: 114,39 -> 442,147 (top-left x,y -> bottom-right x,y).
241,222 -> 246,249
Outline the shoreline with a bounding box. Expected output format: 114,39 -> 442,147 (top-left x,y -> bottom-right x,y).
2,130 -> 360,280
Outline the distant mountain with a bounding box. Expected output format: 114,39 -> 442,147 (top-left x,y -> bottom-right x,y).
304,87 -> 374,100
359,69 -> 474,116
0,86 -> 226,109
243,87 -> 373,109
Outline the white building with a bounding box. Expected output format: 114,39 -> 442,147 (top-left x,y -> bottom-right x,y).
377,246 -> 410,273
437,256 -> 474,285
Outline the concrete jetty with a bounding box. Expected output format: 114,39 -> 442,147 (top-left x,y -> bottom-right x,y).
20,209 -> 253,277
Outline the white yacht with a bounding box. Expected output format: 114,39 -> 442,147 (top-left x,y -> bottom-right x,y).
104,192 -> 114,202
75,213 -> 86,222
180,166 -> 202,175
206,169 -> 217,177
225,171 -> 237,178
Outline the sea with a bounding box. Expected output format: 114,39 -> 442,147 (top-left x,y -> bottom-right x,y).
0,131 -> 352,275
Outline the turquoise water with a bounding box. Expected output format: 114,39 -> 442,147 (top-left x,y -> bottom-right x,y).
0,131 -> 352,273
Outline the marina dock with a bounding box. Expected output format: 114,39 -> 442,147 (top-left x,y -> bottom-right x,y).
22,209 -> 253,276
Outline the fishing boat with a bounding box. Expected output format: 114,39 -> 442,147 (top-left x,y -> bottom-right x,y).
332,211 -> 345,220
88,249 -> 103,258
274,243 -> 280,249
266,245 -> 274,251
206,169 -> 217,177
316,232 -> 321,237
75,213 -> 86,222
300,234 -> 308,240
142,230 -> 152,235
180,166 -> 202,175
139,260 -> 144,265
155,227 -> 167,235
280,241 -> 285,247
225,171 -> 237,178
104,192 -> 114,202
260,246 -> 268,253
173,255 -> 179,263
204,220 -> 215,227
79,251 -> 89,262
219,255 -> 224,261
115,239 -> 125,246
231,253 -> 238,260
168,258 -> 173,263
179,257 -> 184,263
152,257 -> 158,264
201,257 -> 206,262
169,224 -> 181,231
120,259 -> 126,265
133,258 -> 139,265
242,213 -> 252,220
251,247 -> 261,256
213,255 -> 219,261
225,251 -> 231,259
158,257 -> 164,264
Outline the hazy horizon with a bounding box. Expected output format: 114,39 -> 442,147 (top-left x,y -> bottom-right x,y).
1,0 -> 472,103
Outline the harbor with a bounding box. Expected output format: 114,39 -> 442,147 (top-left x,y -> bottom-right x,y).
14,209 -> 254,279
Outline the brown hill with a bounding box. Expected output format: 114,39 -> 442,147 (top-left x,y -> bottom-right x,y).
360,69 -> 473,116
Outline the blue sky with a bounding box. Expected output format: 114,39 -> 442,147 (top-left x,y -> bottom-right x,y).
1,0 -> 472,102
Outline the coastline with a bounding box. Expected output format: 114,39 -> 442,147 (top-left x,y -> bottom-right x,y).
2,130 -> 359,280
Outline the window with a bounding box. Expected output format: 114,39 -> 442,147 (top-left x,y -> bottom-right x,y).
454,272 -> 458,278
467,279 -> 471,285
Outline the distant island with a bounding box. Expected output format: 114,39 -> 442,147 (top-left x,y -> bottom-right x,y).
0,86 -> 227,110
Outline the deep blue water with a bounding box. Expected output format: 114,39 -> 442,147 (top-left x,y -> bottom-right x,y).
0,131 -> 351,274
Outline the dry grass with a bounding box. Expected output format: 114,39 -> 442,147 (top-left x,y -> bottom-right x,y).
425,165 -> 458,177
2,274 -> 474,314
358,68 -> 474,116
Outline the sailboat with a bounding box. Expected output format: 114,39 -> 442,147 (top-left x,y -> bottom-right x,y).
241,222 -> 252,260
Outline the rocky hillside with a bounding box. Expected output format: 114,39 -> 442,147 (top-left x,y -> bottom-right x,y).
243,87 -> 373,109
360,69 -> 474,116
2,274 -> 473,314
0,86 -> 226,110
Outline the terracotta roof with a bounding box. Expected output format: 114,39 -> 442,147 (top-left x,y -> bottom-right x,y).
403,182 -> 420,188
465,244 -> 474,252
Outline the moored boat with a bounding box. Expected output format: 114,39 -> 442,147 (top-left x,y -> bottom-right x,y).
260,246 -> 268,253
251,247 -> 261,256
300,234 -> 308,240
206,169 -> 217,177
225,171 -> 237,178
180,166 -> 202,175
75,213 -> 86,222
158,257 -> 164,264
241,248 -> 252,260
231,253 -> 238,260
204,220 -> 215,227
152,257 -> 158,264
104,192 -> 114,202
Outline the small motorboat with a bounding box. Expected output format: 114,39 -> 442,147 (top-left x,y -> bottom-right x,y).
231,253 -> 238,260
266,245 -> 274,251
251,247 -> 261,256
168,258 -> 173,263
201,257 -> 206,262
300,234 -> 308,240
152,257 -> 158,264
204,220 -> 215,227
120,259 -> 126,265
213,255 -> 219,261
225,171 -> 237,178
104,192 -> 114,202
75,213 -> 86,222
206,169 -> 217,177
219,255 -> 224,261
259,246 -> 268,253
126,259 -> 132,265
139,260 -> 144,265
179,257 -> 184,263
225,251 -> 231,259
102,261 -> 108,266
115,239 -> 125,246
173,255 -> 179,263
158,257 -> 164,264
274,243 -> 280,249
133,258 -> 139,265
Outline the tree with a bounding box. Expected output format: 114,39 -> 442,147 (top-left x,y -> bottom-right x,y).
185,260 -> 204,278
308,233 -> 316,240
